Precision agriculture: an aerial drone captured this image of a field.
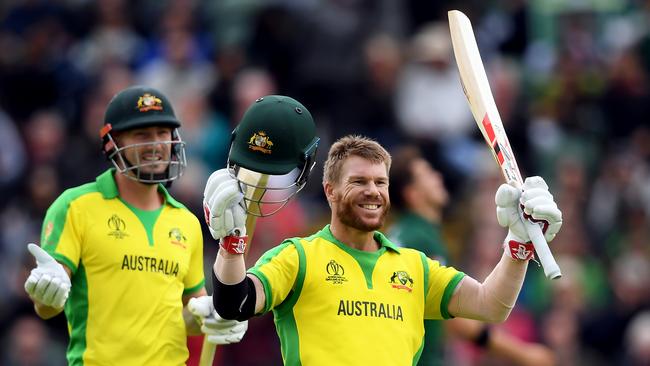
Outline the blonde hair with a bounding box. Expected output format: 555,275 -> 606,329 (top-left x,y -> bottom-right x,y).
323,135 -> 392,185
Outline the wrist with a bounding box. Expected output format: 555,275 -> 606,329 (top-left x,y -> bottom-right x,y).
503,232 -> 534,261
219,235 -> 247,255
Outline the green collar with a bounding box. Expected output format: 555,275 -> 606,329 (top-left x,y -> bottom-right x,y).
322,224 -> 401,254
95,168 -> 184,208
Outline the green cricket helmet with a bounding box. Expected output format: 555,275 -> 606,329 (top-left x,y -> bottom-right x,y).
228,95 -> 320,216
100,85 -> 187,184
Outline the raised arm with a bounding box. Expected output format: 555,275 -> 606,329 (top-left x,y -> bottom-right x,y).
203,169 -> 266,320
448,177 -> 562,322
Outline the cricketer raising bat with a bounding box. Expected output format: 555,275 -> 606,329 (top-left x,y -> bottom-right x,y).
448,10 -> 562,279
199,168 -> 268,366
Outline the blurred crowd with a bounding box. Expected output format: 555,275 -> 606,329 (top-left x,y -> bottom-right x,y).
0,0 -> 649,365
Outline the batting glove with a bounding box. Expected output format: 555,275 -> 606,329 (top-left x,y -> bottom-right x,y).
203,169 -> 248,254
187,296 -> 248,344
24,243 -> 71,309
495,177 -> 562,260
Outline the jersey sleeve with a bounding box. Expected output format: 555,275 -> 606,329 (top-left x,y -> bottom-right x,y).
41,194 -> 83,273
422,255 -> 465,320
183,215 -> 205,294
248,241 -> 300,313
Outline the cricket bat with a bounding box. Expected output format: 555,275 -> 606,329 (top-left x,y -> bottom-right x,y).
448,10 -> 562,279
198,168 -> 269,366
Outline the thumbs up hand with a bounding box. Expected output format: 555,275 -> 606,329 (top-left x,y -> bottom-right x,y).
24,243 -> 71,309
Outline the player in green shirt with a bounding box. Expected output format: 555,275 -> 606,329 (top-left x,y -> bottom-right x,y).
23,86 -> 247,366
202,106 -> 562,366
388,145 -> 555,366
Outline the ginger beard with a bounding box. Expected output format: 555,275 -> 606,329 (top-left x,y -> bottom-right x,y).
331,158 -> 391,232
335,192 -> 390,232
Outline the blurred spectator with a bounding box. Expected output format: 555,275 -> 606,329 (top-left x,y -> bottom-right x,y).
69,0 -> 146,75
0,1 -> 84,124
0,109 -> 27,206
395,22 -> 484,194
1,315 -> 66,366
624,311 -> 650,366
137,28 -> 216,105
0,1 -> 649,364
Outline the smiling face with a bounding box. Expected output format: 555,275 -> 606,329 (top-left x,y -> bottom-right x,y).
115,126 -> 173,176
326,155 -> 390,232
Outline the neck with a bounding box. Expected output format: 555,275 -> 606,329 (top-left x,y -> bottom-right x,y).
329,218 -> 379,252
115,173 -> 163,210
410,203 -> 442,225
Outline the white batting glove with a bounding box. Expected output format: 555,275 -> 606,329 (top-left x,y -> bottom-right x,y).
24,243 -> 71,309
203,169 -> 247,241
187,296 -> 248,344
495,177 -> 562,260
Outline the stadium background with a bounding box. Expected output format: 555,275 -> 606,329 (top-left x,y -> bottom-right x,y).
0,0 -> 648,365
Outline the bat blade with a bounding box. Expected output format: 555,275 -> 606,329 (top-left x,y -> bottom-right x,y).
198,168 -> 268,366
448,10 -> 561,279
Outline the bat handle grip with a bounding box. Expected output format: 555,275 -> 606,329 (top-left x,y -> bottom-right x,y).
519,206 -> 562,279
199,339 -> 217,366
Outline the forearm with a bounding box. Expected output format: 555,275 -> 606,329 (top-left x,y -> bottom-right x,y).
449,252 -> 527,322
213,248 -> 247,284
212,248 -> 264,320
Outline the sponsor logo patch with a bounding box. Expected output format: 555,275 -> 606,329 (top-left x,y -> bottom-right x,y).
389,271 -> 413,292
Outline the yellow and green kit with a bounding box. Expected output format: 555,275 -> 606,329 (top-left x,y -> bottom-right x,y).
40,169 -> 205,366
248,225 -> 465,366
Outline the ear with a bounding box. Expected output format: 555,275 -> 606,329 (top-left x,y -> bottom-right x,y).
323,181 -> 337,203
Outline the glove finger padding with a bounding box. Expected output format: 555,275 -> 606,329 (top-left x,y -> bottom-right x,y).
204,319 -> 248,344
187,296 -> 213,318
495,182 -> 521,208
34,274 -> 53,299
42,276 -> 62,304
203,170 -> 245,240
519,181 -> 562,243
495,183 -> 529,243
209,180 -> 243,216
204,169 -> 233,201
24,271 -> 40,294
522,176 -> 548,191
188,296 -> 248,345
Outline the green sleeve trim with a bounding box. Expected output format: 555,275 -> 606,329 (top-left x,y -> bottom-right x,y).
274,239 -> 306,314
419,252 -> 430,303
247,270 -> 273,314
52,252 -> 78,274
183,279 -> 205,295
42,182 -> 97,251
247,240 -> 295,313
273,238 -> 306,366
440,272 -> 465,319
65,262 -> 89,365
412,338 -> 425,366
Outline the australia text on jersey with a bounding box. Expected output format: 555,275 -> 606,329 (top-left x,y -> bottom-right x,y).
121,254 -> 180,277
337,299 -> 404,321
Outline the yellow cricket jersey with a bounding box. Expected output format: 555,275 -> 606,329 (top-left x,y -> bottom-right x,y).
248,225 -> 465,366
40,169 -> 205,366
